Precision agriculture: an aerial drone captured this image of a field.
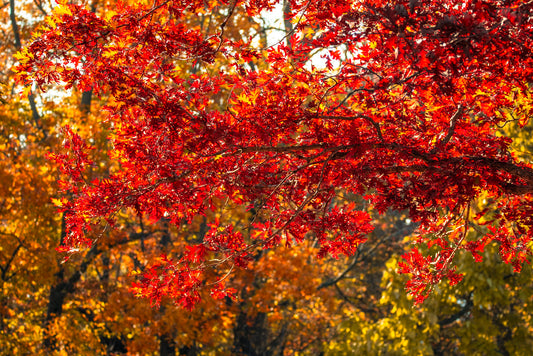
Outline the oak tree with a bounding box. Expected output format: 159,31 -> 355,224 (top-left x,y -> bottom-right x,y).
17,0 -> 533,307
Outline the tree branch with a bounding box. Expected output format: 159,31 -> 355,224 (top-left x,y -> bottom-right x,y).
10,0 -> 47,138
438,293 -> 473,327
431,105 -> 463,154
0,241 -> 23,281
9,0 -> 20,49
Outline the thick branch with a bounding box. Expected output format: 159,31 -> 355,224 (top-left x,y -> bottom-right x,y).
9,0 -> 20,49
233,143 -> 533,194
0,242 -> 23,281
438,293 -> 473,327
439,105 -> 463,147
431,105 -> 464,154
10,0 -> 46,137
282,0 -> 293,48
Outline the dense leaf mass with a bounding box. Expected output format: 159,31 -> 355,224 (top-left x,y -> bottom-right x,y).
17,0 -> 533,306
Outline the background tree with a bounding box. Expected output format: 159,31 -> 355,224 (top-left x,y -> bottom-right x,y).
327,113 -> 533,356
5,0 -> 533,354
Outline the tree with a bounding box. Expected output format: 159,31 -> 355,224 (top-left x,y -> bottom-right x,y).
16,0 -> 533,307
4,0 -> 342,354
0,0 -> 63,352
326,110 -> 533,356
327,235 -> 533,355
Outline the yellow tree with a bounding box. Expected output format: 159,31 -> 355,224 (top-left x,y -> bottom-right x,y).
326,96 -> 533,356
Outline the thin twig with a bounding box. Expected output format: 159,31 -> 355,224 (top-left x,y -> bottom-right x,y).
430,105 -> 463,154
213,0 -> 238,54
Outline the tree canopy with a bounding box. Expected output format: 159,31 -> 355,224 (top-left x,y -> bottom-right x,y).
6,1 -> 533,354
15,0 -> 533,309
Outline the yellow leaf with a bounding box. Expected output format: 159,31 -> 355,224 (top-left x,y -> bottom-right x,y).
13,48 -> 34,64
54,4 -> 73,16
105,10 -> 117,21
51,197 -> 68,207
237,93 -> 252,105
46,16 -> 56,29
21,86 -> 32,98
304,26 -> 315,39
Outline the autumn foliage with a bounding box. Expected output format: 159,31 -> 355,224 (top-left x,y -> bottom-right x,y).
5,0 -> 533,353
14,0 -> 533,310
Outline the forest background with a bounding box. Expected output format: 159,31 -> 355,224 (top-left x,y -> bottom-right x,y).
2,0 -> 533,355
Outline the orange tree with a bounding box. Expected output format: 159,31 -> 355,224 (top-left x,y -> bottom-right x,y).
0,0 -> 62,352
